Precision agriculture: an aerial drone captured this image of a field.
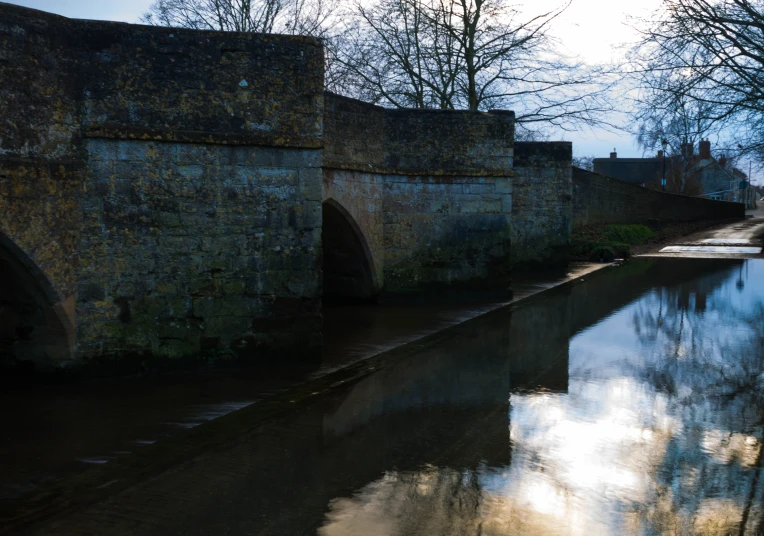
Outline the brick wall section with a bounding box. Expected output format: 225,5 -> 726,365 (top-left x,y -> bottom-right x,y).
512,142 -> 573,268
572,167 -> 744,226
322,93 -> 514,293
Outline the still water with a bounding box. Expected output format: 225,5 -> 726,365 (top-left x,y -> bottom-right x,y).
16,258 -> 764,535
0,265 -> 597,502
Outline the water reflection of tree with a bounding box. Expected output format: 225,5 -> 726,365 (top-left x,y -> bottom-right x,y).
629,266 -> 764,534
321,262 -> 764,536
632,291 -> 764,428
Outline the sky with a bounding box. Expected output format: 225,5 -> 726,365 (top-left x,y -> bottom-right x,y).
8,0 -> 665,159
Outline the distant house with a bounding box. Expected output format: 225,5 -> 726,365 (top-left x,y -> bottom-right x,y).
593,141 -> 757,209
593,149 -> 662,187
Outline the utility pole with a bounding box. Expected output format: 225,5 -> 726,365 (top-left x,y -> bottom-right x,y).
749,159 -> 753,208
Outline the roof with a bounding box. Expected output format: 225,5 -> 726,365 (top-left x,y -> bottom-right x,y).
592,158 -> 663,185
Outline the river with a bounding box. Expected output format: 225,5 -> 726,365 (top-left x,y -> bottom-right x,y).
5,257 -> 764,535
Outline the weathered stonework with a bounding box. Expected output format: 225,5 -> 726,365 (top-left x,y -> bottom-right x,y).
381,175 -> 513,292
8,3 -> 737,374
77,141 -> 322,361
322,93 -> 514,295
0,6 -> 86,369
511,142 -> 573,268
0,3 -> 324,370
572,167 -> 744,226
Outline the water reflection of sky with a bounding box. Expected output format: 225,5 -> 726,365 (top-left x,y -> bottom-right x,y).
320,259 -> 764,535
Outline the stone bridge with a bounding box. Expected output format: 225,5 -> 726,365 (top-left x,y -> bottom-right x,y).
0,3 -> 575,373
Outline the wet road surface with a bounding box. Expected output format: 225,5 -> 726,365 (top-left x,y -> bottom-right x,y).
646,208 -> 764,258
5,257 -> 764,535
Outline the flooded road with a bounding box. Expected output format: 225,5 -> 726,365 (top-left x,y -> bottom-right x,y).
6,256 -> 764,535
649,209 -> 764,258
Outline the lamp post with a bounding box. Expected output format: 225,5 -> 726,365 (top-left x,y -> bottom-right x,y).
661,138 -> 668,191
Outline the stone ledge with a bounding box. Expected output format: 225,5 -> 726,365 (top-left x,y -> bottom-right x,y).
322,163 -> 515,178
85,126 -> 322,149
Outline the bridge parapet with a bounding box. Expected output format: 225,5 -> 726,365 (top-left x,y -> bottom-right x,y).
0,3 -> 324,369
322,93 -> 514,295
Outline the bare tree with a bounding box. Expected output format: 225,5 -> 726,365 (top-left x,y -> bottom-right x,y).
334,0 -> 616,134
630,0 -> 764,162
633,94 -> 718,193
331,0 -> 461,107
141,0 -> 335,37
572,155 -> 595,171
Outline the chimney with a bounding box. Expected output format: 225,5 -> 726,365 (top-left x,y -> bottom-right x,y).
699,139 -> 711,159
610,148 -> 617,159
680,141 -> 694,159
719,154 -> 727,168
657,150 -> 664,159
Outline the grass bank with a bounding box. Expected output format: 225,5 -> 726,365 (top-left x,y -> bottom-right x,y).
571,224 -> 653,262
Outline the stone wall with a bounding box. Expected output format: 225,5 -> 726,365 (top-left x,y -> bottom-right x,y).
0,6 -> 85,367
572,167 -> 745,226
0,4 -> 325,369
383,109 -> 515,174
382,175 -> 512,292
323,94 -> 386,170
77,24 -> 324,365
5,3 -> 678,372
511,142 -> 573,268
323,92 -> 515,294
322,170 -> 385,295
78,141 -> 323,362
0,6 -> 84,301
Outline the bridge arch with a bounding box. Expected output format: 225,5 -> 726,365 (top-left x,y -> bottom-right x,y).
322,198 -> 379,302
0,233 -> 74,371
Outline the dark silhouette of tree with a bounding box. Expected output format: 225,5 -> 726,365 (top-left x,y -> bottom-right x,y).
333,0 -> 616,134
141,0 -> 335,38
630,0 -> 764,163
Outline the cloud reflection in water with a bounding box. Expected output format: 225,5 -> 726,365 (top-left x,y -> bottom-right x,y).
320,259 -> 764,535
